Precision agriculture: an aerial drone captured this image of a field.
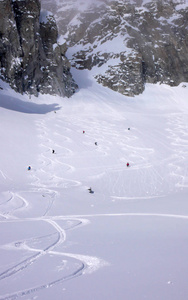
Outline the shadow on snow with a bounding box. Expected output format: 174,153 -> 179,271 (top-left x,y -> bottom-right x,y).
0,95 -> 61,114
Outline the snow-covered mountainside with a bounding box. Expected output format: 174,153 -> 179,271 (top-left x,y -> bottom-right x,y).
1,71 -> 188,299
41,0 -> 188,96
1,1 -> 188,298
1,0 -> 188,97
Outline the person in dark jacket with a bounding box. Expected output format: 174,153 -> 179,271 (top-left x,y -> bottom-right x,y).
88,187 -> 94,193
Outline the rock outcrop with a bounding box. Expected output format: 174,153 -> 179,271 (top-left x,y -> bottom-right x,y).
42,0 -> 188,96
0,0 -> 77,97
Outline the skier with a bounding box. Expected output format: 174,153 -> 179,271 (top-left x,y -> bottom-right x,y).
95,142 -> 98,146
83,130 -> 85,134
52,149 -> 55,154
127,162 -> 129,167
88,187 -> 94,194
28,166 -> 31,170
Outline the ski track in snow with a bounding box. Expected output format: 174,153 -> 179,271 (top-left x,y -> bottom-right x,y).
166,113 -> 188,188
0,192 -> 28,219
0,112 -> 109,299
0,216 -> 103,300
1,94 -> 188,298
0,170 -> 8,180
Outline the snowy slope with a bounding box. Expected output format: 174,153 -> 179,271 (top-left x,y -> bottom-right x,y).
1,73 -> 188,299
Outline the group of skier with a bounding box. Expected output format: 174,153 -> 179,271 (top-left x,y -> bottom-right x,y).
27,127 -> 131,195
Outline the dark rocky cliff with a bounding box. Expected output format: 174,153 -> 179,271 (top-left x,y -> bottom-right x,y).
0,0 -> 77,97
42,0 -> 188,97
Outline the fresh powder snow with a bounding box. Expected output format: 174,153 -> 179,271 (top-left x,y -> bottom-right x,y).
0,68 -> 188,300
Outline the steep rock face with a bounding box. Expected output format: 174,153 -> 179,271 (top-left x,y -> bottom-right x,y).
41,0 -> 188,96
96,52 -> 145,96
0,0 -> 77,97
126,1 -> 188,86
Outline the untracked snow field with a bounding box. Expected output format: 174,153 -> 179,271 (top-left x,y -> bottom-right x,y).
0,71 -> 188,300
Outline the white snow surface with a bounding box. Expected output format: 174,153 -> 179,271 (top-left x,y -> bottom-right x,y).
0,71 -> 188,299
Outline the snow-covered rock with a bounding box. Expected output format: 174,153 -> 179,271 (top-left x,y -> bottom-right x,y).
41,0 -> 188,96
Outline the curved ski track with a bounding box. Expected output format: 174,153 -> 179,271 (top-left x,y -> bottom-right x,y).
0,113 -> 108,299
1,101 -> 188,299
